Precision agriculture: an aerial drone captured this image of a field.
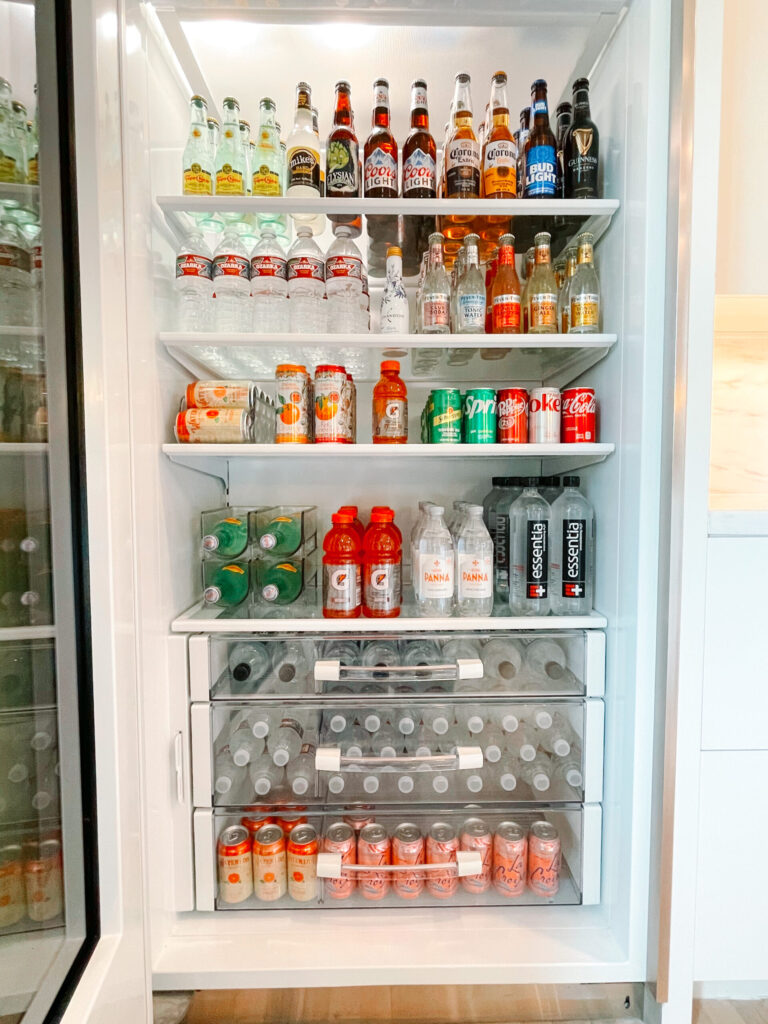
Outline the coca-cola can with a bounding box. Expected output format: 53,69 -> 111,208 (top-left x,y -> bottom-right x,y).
561,387 -> 596,443
496,387 -> 528,443
528,387 -> 561,444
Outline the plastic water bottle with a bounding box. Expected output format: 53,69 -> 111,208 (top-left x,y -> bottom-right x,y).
287,226 -> 325,333
286,738 -> 316,796
491,478 -> 523,599
268,713 -> 309,766
371,724 -> 399,758
340,725 -> 367,757
507,724 -> 538,762
361,638 -> 400,669
228,642 -> 270,689
509,477 -> 551,616
483,476 -> 507,530
549,475 -> 595,615
325,225 -> 363,334
212,227 -> 251,332
175,231 -> 213,332
229,726 -> 265,767
455,504 -> 494,617
553,754 -> 584,790
326,706 -> 350,735
496,753 -> 521,793
537,711 -> 578,756
214,751 -> 246,797
525,638 -> 567,684
520,753 -> 553,793
414,506 -> 454,618
0,220 -> 32,326
271,642 -> 309,685
495,706 -> 520,734
422,704 -> 451,736
249,753 -> 284,796
250,227 -> 288,333
406,727 -> 434,758
482,637 -> 524,684
482,724 -> 505,763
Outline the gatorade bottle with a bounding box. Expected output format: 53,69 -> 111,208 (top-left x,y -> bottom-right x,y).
203,563 -> 249,607
323,512 -> 362,618
202,515 -> 248,557
362,507 -> 402,618
338,505 -> 365,542
258,561 -> 304,605
372,360 -> 408,444
371,505 -> 401,544
258,511 -> 304,555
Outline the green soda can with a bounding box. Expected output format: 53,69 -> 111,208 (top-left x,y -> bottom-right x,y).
430,388 -> 462,443
463,388 -> 497,443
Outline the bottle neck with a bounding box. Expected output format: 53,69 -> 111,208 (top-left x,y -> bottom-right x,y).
453,110 -> 473,131
428,243 -> 443,269
464,246 -> 479,268
491,110 -> 510,129
577,242 -> 594,265
190,105 -> 207,129
373,106 -> 391,129
534,242 -> 551,266
531,92 -> 550,126
386,253 -> 403,278
294,103 -> 312,130
573,90 -> 591,118
333,93 -> 352,126
499,244 -> 515,265
410,107 -> 429,130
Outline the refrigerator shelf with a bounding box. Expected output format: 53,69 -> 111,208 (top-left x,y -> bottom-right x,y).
0,443 -> 48,456
0,182 -> 39,206
160,332 -> 618,388
0,625 -> 56,641
173,600 -> 607,634
0,327 -> 44,339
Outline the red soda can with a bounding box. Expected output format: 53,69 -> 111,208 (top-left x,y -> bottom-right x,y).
357,823 -> 391,900
392,822 -> 425,900
496,388 -> 528,443
322,821 -> 357,901
528,821 -> 562,897
460,817 -> 493,893
561,387 -> 596,443
493,821 -> 527,897
426,822 -> 459,899
528,387 -> 561,444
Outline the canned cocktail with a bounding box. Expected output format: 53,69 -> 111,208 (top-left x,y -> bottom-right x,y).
322,821 -> 357,900
493,821 -> 527,897
254,823 -> 287,902
287,823 -> 319,902
217,824 -> 254,905
358,822 -> 391,900
392,822 -> 425,899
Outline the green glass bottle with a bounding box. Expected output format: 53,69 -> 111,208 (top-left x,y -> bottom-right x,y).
204,563 -> 249,607
258,514 -> 302,556
258,561 -> 303,605
202,516 -> 248,558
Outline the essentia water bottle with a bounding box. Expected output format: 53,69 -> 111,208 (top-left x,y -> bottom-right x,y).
212,227 -> 251,332
250,226 -> 288,333
287,226 -> 326,333
549,475 -> 595,615
175,231 -> 213,331
414,505 -> 454,618
325,224 -> 363,334
509,477 -> 551,616
455,505 -> 494,617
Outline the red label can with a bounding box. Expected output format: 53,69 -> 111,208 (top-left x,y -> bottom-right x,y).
322,821 -> 357,901
528,387 -> 561,444
496,388 -> 528,443
561,387 -> 596,443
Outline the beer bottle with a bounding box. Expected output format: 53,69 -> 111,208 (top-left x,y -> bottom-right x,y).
483,72 -> 517,199
523,81 -> 557,199
445,73 -> 480,201
555,101 -> 573,199
517,107 -> 531,199
364,78 -> 398,199
564,78 -> 599,198
326,81 -> 362,236
527,231 -> 558,334
403,79 -> 436,198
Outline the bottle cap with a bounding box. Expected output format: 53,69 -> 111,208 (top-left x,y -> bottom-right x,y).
381,359 -> 400,372
331,512 -> 355,524
429,505 -> 445,516
572,77 -> 590,91
338,505 -> 359,517
467,504 -> 484,516
526,477 -> 539,487
371,506 -> 395,522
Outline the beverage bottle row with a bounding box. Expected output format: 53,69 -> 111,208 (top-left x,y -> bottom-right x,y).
410,503 -> 494,617
0,716 -> 60,822
0,218 -> 43,329
322,506 -> 402,619
0,77 -> 39,186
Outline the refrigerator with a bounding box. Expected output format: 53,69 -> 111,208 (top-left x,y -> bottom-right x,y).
0,0 -> 723,1021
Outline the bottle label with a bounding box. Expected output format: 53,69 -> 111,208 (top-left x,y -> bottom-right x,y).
0,244 -> 30,272
420,555 -> 454,599
326,139 -> 359,195
215,165 -> 244,194
403,148 -> 436,196
374,84 -> 389,106
561,519 -> 587,598
524,144 -> 557,196
252,164 -> 280,196
287,255 -> 325,282
532,99 -> 548,116
446,138 -> 480,196
570,293 -> 600,328
324,562 -> 361,612
483,140 -> 517,196
288,146 -> 320,191
299,741 -> 316,757
176,253 -> 213,280
412,86 -> 428,108
525,521 -> 548,599
326,255 -> 363,281
458,553 -> 492,599
494,517 -> 510,586
374,398 -> 407,439
364,562 -> 402,613
458,293 -> 485,329
251,254 -> 287,280
530,292 -> 557,328
28,156 -> 39,185
32,246 -> 42,272
183,164 -> 212,195
568,126 -> 598,176
423,292 -> 450,328
364,148 -> 398,194
492,293 -> 521,329
213,254 -> 250,280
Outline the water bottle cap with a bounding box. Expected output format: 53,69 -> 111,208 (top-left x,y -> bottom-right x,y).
252,721 -> 269,739
398,718 -> 415,735
520,744 -> 536,762
254,778 -> 271,795
415,746 -> 431,757
500,773 -> 517,791
398,776 -> 414,793
566,768 -> 583,788
328,775 -> 345,794
486,744 -> 502,762
533,773 -> 550,791
215,776 -> 232,795
232,749 -> 250,767
433,775 -> 449,794
346,744 -> 363,758
30,731 -> 50,751
535,710 -> 553,729
8,763 -> 28,783
379,745 -> 397,758
364,714 -> 380,732
330,715 -> 346,733
272,748 -> 289,767
467,716 -> 484,733
232,663 -> 250,682
31,792 -> 51,810
553,738 -> 571,757
501,714 -> 519,732
432,717 -> 449,735
363,776 -> 379,793
467,775 -> 483,793
292,778 -> 309,795
202,534 -> 219,551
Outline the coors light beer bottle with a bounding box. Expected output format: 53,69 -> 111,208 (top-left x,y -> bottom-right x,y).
326,80 -> 362,236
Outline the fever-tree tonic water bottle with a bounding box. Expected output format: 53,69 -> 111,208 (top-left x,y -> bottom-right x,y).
182,95 -> 213,195
568,232 -> 600,333
456,234 -> 486,334
549,475 -> 594,614
509,477 -> 550,616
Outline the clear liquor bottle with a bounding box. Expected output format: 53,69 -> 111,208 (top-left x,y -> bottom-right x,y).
568,232 -> 601,333
527,231 -> 558,334
455,234 -> 485,334
379,245 -> 409,334
214,97 -> 245,196
420,232 -> 451,335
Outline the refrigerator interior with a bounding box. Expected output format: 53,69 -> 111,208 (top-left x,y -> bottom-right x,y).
114,0 -> 670,989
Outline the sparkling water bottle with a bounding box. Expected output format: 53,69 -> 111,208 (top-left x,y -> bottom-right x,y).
212,227 -> 251,332
509,477 -> 551,616
414,505 -> 454,618
549,475 -> 595,615
287,226 -> 325,333
228,642 -> 270,689
250,226 -> 288,333
325,225 -> 363,334
455,504 -> 494,616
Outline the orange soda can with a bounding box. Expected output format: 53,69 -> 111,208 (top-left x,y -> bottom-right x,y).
287,823 -> 318,902
493,821 -> 527,897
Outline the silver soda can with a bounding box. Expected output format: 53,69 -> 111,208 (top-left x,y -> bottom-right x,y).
528,387 -> 561,444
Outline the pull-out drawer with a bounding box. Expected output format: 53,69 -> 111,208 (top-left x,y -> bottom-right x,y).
189,630 -> 606,700
191,698 -> 604,806
194,804 -> 602,911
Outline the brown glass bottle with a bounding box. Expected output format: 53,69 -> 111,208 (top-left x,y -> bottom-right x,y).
327,80 -> 362,236
564,78 -> 600,198
517,106 -> 531,200
402,79 -> 436,198
555,101 -> 573,199
363,78 -> 398,199
523,80 -> 557,198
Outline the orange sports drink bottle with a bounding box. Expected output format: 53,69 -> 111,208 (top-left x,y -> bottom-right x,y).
362,507 -> 402,618
322,512 -> 362,618
338,505 -> 365,542
372,360 -> 408,444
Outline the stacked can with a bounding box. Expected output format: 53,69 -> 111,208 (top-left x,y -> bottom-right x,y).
177,380 -> 255,443
313,364 -> 356,444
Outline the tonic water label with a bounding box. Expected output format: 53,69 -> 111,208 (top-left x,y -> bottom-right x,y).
324,563 -> 361,613
524,145 -> 557,196
423,292 -> 450,328
445,138 -> 480,196
525,520 -> 548,599
493,293 -> 521,329
287,256 -> 324,281
530,292 -> 557,328
176,253 -> 212,280
326,139 -> 359,195
458,293 -> 485,329
458,553 -> 492,599
183,163 -> 213,195
288,146 -> 320,191
215,164 -> 244,194
403,147 -> 436,196
420,555 -> 454,599
251,254 -> 287,279
213,254 -> 250,280
364,147 -> 397,194
561,519 -> 586,598
326,255 -> 363,280
27,155 -> 39,186
364,563 -> 401,613
252,163 -> 280,195
374,398 -> 407,440
570,293 -> 600,328
483,140 -> 517,195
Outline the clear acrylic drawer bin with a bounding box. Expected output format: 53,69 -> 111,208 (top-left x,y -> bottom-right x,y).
193,804 -> 602,911
191,698 -> 604,807
189,630 -> 605,701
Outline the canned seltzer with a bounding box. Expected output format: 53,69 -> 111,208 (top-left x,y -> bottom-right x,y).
358,822 -> 391,900
528,820 -> 561,897
493,821 -> 527,897
463,389 -> 497,443
322,821 -> 357,901
460,817 -> 493,893
176,407 -> 252,443
0,844 -> 25,926
217,824 -> 254,905
392,822 -> 425,900
426,821 -> 459,898
185,380 -> 254,409
429,388 -> 462,444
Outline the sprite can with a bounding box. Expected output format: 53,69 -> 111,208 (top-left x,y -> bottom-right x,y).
429,388 -> 462,443
463,389 -> 497,443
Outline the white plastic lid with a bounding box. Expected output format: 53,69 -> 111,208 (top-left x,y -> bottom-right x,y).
232,748 -> 250,767
415,745 -> 431,757
363,776 -> 380,794
467,716 -> 484,734
254,778 -> 271,796
553,738 -> 571,757
467,775 -> 483,793
533,773 -> 550,791
566,768 -> 583,788
8,763 -> 28,783
252,721 -> 269,739
535,710 -> 553,730
31,792 -> 51,811
398,776 -> 414,794
379,745 -> 397,758
433,775 -> 449,794
30,731 -> 51,751
203,586 -> 221,604
330,715 -> 346,733
486,744 -> 502,763
292,777 -> 309,795
202,534 -> 219,551
500,773 -> 517,791
215,776 -> 232,795
328,775 -> 345,794
520,744 -> 536,762
398,718 -> 415,735
432,717 -> 449,735
501,714 -> 519,733
364,714 -> 381,732
272,748 -> 289,767
346,744 -> 363,758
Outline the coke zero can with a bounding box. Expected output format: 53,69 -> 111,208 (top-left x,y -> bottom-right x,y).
496,387 -> 528,443
528,387 -> 561,444
561,387 -> 596,443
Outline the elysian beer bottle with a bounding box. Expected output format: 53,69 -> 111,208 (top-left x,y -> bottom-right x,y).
402,79 -> 437,272
364,78 -> 399,270
286,82 -> 322,228
326,81 -> 362,236
523,80 -> 557,199
564,78 -> 599,198
443,73 -> 480,242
